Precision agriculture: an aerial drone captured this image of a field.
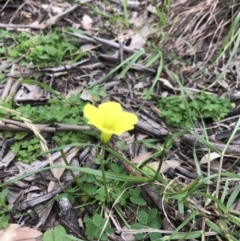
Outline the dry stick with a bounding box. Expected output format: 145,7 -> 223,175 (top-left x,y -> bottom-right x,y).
182,134 -> 240,155
34,5 -> 79,29
1,64 -> 16,101
0,0 -> 11,12
6,58 -> 91,77
98,54 -> 155,73
1,60 -> 25,100
0,119 -> 91,133
65,31 -> 145,55
0,122 -> 55,132
0,5 -> 78,29
1,78 -> 13,101
8,1 -> 26,23
136,120 -> 168,136
5,81 -> 21,102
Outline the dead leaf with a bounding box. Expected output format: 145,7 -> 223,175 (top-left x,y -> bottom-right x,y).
118,30 -> 134,44
52,147 -> 80,180
159,78 -> 174,89
0,224 -> 42,241
81,14 -> 93,30
147,5 -> 158,15
147,160 -> 181,173
65,86 -> 83,99
131,152 -> 153,164
218,79 -> 229,89
0,151 -> 16,168
200,152 -> 221,164
41,4 -> 63,14
210,159 -> 222,170
129,26 -> 150,49
80,89 -> 94,102
133,82 -> 145,89
14,84 -> 44,101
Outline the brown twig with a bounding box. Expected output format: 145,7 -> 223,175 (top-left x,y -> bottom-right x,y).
0,5 -> 78,29
182,134 -> 240,155
0,119 -> 91,133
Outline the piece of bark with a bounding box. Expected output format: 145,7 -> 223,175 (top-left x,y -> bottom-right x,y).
57,197 -> 85,240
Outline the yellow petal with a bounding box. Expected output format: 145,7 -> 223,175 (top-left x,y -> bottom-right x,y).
97,126 -> 114,135
98,102 -> 122,128
83,104 -> 104,129
112,111 -> 138,131
112,125 -> 135,135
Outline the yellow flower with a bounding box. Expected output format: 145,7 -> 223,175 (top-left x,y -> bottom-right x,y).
83,102 -> 138,144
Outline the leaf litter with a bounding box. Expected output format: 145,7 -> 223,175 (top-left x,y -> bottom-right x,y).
0,0 -> 240,240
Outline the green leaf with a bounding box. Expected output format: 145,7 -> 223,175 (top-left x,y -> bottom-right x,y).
27,145 -> 35,152
138,210 -> 148,225
130,196 -> 147,206
147,209 -> 157,224
0,189 -> 8,199
62,134 -> 70,142
43,230 -> 54,240
116,140 -> 126,150
93,214 -> 102,227
131,223 -> 145,240
227,185 -> 240,209
53,225 -> 67,240
148,215 -> 161,229
43,225 -> 74,241
129,187 -> 141,197
149,232 -> 162,241
110,163 -> 124,174
98,87 -> 107,97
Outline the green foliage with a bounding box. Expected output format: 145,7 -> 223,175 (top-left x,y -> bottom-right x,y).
135,138 -> 160,150
131,209 -> 162,241
2,94 -> 96,163
0,189 -> 10,229
116,140 -> 127,151
0,101 -> 12,119
0,215 -> 9,230
141,88 -> 154,100
10,137 -> 41,163
77,172 -> 148,206
129,187 -> 147,206
78,172 -> 131,205
86,85 -> 107,102
84,214 -> 114,241
0,30 -> 80,67
43,225 -> 78,241
55,190 -> 75,205
158,92 -> 233,128
13,94 -> 86,124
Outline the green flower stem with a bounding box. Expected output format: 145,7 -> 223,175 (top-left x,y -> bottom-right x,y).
0,200 -> 10,212
59,149 -> 91,197
100,144 -> 109,202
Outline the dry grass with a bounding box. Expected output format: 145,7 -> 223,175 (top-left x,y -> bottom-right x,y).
165,0 -> 239,62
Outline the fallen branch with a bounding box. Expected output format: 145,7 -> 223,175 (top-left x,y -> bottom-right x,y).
0,119 -> 91,133
0,5 -> 78,29
182,134 -> 240,155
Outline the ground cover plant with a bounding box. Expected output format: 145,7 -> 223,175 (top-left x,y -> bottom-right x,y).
158,91 -> 234,128
0,0 -> 240,241
0,30 -> 80,74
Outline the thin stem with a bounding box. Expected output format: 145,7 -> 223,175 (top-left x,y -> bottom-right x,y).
60,149 -> 91,196
100,144 -> 109,202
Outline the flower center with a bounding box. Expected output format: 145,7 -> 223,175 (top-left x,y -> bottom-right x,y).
104,125 -> 111,130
